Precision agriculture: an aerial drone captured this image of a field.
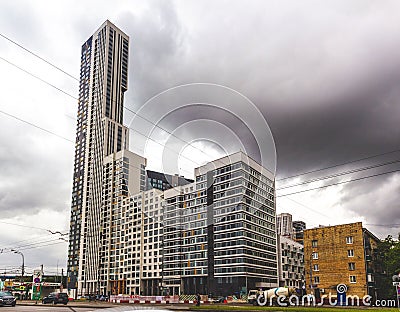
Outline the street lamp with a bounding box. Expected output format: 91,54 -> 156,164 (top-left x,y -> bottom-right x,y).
309,252 -> 313,295
11,249 -> 24,277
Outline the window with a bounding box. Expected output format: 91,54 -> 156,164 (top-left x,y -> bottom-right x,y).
348,249 -> 354,257
312,252 -> 318,260
350,275 -> 356,283
348,262 -> 355,271
313,264 -> 319,271
346,236 -> 354,244
314,276 -> 320,284
312,240 -> 318,247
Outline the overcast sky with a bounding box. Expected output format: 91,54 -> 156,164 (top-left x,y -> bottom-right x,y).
0,0 -> 399,274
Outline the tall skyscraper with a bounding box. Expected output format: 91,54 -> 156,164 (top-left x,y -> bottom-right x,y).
67,20 -> 146,296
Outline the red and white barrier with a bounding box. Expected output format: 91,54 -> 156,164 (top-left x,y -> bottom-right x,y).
110,295 -> 180,304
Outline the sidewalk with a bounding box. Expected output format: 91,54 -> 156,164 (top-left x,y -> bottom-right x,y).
16,300 -> 192,309
16,300 -> 115,308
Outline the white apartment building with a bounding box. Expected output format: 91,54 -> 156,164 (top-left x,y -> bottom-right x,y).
277,235 -> 304,288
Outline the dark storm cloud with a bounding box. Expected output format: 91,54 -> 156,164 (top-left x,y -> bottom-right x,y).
115,0 -> 400,173
110,0 -> 400,235
338,169 -> 400,230
0,0 -> 399,244
117,1 -> 186,109
269,80 -> 400,177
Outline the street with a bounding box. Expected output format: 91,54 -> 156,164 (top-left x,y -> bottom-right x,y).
0,306 -> 100,312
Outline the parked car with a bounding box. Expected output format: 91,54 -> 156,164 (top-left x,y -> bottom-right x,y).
78,294 -> 97,301
42,292 -> 68,305
0,291 -> 16,307
96,294 -> 108,301
88,294 -> 97,301
209,295 -> 225,303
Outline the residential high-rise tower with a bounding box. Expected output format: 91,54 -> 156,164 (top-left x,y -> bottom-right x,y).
67,20 -> 146,297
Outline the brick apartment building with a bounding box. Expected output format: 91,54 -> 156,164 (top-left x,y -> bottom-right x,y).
304,222 -> 382,300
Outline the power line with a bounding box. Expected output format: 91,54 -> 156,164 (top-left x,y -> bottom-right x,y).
0,105 -> 193,178
2,240 -> 67,254
2,101 -> 398,205
15,239 -> 65,251
0,45 -> 228,169
277,158 -> 400,190
0,234 -> 60,250
123,105 -> 229,168
0,55 -> 202,173
0,56 -> 77,100
1,238 -> 66,254
0,222 -> 68,253
3,32 -> 400,195
277,168 -> 400,197
281,197 -> 331,220
277,148 -> 400,181
0,110 -> 74,143
0,106 -> 158,174
3,31 -> 400,184
0,33 -> 78,81
16,241 -> 67,252
11,237 -> 65,250
365,223 -> 400,228
0,221 -> 66,232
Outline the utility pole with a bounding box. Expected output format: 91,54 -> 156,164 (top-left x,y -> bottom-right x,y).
308,250 -> 314,306
309,252 -> 313,294
11,249 -> 24,277
61,269 -> 64,292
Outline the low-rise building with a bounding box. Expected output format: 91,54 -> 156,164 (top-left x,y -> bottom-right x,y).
277,235 -> 304,288
304,222 -> 382,300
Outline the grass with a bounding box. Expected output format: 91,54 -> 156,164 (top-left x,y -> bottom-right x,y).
190,304 -> 399,312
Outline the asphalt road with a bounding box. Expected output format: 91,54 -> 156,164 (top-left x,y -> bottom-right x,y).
0,306 -> 101,312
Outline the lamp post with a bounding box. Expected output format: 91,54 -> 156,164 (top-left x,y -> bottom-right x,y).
11,249 -> 24,277
308,251 -> 314,306
392,274 -> 400,309
309,252 -> 313,295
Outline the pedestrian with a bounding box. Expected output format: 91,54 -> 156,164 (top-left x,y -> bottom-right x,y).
196,293 -> 201,306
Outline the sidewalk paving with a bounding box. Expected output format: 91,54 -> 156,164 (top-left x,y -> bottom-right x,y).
16,300 -> 192,309
16,300 -> 117,308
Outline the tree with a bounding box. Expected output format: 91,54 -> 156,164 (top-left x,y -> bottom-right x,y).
375,234 -> 400,298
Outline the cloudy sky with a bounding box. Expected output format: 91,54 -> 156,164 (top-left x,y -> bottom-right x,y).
0,0 -> 399,274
